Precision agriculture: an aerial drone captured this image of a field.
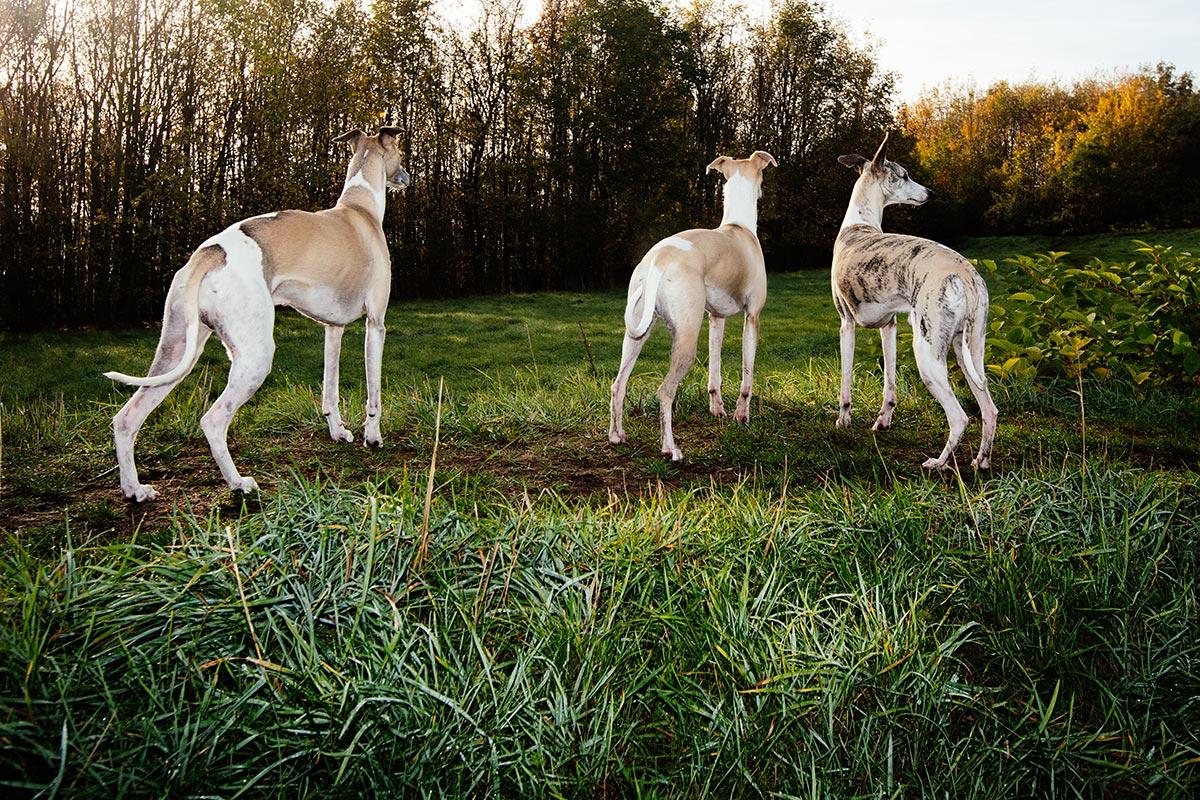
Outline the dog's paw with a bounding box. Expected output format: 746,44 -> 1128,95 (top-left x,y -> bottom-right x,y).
609,431 -> 626,445
363,435 -> 383,449
708,391 -> 726,418
971,455 -> 991,470
331,426 -> 354,443
921,457 -> 948,470
871,418 -> 891,432
662,447 -> 683,462
734,393 -> 751,422
836,416 -> 851,428
232,477 -> 260,495
126,484 -> 158,503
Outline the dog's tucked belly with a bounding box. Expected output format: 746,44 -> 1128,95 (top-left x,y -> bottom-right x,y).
272,279 -> 365,326
850,299 -> 906,328
705,285 -> 744,317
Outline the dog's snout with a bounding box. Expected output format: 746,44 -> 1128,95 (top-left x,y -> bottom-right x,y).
391,166 -> 412,190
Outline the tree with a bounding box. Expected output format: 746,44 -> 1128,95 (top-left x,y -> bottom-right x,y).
745,0 -> 895,261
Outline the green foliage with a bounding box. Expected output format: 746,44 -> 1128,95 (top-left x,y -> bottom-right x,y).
981,243 -> 1200,385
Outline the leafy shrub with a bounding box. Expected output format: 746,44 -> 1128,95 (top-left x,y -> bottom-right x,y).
978,243 -> 1200,385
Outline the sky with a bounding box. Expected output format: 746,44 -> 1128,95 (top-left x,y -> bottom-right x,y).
439,0 -> 1200,105
797,0 -> 1200,102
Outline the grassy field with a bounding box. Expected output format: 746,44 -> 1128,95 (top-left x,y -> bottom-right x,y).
1,232 -> 1198,797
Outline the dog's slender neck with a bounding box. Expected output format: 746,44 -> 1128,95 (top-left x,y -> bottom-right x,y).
719,173 -> 760,235
840,177 -> 885,232
337,149 -> 387,223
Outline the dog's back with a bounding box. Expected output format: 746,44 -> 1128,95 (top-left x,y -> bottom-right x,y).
833,224 -> 987,334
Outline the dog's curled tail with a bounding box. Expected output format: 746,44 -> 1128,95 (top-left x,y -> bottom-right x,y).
104,248 -> 222,388
624,264 -> 662,339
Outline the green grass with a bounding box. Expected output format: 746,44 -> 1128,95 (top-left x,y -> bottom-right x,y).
1,468 -> 1197,796
1,231 -> 1199,797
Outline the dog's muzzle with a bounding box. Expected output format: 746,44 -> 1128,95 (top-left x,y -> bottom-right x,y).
388,166 -> 411,191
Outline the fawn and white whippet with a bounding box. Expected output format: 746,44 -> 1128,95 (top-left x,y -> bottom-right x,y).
832,133 -> 997,469
609,151 -> 777,461
105,128 -> 410,501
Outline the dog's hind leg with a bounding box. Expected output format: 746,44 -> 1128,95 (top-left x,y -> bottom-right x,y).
322,324 -> 354,443
609,330 -> 650,446
657,296 -> 703,462
199,274 -> 275,493
112,306 -> 212,502
914,335 -> 969,469
707,314 -> 727,418
956,325 -> 998,470
873,315 -> 899,431
201,335 -> 274,493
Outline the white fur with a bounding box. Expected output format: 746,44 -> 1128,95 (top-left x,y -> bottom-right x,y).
717,173 -> 760,232
106,129 -> 407,501
651,236 -> 694,253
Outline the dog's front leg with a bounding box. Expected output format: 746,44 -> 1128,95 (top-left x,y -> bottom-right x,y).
323,324 -> 354,443
734,311 -> 759,423
707,314 -> 727,418
362,315 -> 385,447
837,313 -> 856,427
873,316 -> 899,431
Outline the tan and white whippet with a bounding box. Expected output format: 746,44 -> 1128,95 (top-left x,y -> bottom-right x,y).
105,128 -> 410,501
832,133 -> 997,469
608,151 -> 777,461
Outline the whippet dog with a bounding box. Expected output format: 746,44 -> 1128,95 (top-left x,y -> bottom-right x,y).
832,134 -> 997,469
105,128 -> 410,501
609,151 -> 777,461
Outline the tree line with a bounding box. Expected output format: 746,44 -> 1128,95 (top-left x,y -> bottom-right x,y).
899,64 -> 1200,239
1,0 -> 1197,330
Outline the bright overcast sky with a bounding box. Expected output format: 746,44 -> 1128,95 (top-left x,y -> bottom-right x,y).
815,0 -> 1200,102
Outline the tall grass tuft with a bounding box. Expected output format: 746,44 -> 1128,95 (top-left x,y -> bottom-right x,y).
2,463 -> 1197,797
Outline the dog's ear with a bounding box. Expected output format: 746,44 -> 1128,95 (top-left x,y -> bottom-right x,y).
871,131 -> 890,166
333,129 -> 364,149
838,154 -> 869,173
751,151 -> 778,170
707,155 -> 732,176
378,126 -> 403,147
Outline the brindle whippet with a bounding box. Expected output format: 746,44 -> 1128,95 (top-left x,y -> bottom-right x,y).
609,151 -> 777,461
105,128 -> 410,501
832,133 -> 997,469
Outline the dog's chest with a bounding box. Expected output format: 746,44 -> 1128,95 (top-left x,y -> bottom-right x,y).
832,256 -> 915,326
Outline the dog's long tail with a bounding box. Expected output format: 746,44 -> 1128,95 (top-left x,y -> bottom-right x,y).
104,247 -> 223,388
960,274 -> 989,388
960,327 -> 986,387
624,263 -> 663,339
